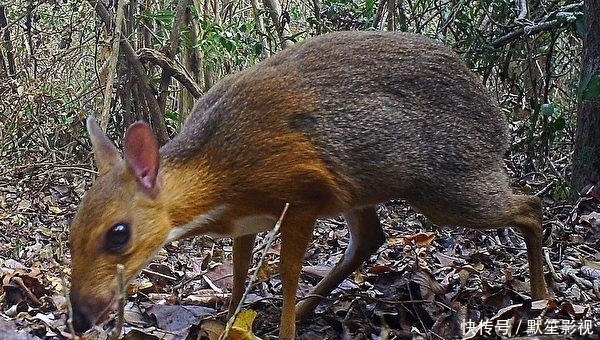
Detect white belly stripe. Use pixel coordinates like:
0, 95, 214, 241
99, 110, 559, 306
166, 204, 229, 242
230, 215, 278, 237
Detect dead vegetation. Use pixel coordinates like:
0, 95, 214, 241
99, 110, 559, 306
1, 115, 600, 339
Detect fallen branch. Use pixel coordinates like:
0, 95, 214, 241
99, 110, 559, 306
138, 48, 202, 99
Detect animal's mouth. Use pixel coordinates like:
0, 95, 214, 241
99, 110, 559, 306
71, 292, 118, 333
85, 295, 118, 329
97, 297, 118, 325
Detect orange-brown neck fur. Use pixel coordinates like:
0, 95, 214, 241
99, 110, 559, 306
156, 69, 356, 240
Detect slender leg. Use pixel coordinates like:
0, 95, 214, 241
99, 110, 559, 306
278, 211, 317, 340
228, 233, 257, 318
296, 206, 385, 320
510, 195, 548, 300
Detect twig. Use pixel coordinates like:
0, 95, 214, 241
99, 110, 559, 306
141, 268, 178, 281
99, 0, 128, 130
62, 277, 78, 339
491, 19, 566, 48
60, 232, 77, 340
137, 48, 202, 99
249, 0, 270, 58
515, 0, 528, 23
534, 179, 555, 197
490, 0, 583, 51
219, 203, 290, 340
109, 264, 126, 340
543, 247, 564, 284
262, 0, 293, 49
157, 0, 190, 112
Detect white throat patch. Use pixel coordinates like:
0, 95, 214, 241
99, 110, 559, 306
230, 214, 278, 237
166, 204, 229, 242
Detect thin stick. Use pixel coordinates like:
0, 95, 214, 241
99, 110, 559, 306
99, 0, 128, 130
62, 277, 77, 339
219, 203, 290, 340
109, 264, 126, 340
141, 268, 178, 281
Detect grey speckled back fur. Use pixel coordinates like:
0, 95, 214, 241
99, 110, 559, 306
165, 31, 511, 224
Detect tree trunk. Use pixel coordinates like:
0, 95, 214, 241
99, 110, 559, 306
572, 0, 600, 198
0, 5, 16, 78
263, 0, 293, 49
88, 0, 170, 145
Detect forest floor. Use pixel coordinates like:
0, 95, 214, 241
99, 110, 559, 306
1, 129, 600, 340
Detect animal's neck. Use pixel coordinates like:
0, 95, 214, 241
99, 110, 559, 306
159, 155, 229, 239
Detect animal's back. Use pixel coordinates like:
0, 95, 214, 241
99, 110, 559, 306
165, 31, 510, 213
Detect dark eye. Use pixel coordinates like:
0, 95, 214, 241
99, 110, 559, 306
105, 223, 131, 253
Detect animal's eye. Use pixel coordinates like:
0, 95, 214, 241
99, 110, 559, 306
105, 223, 131, 253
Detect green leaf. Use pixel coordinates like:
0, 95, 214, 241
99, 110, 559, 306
219, 36, 237, 52
365, 0, 374, 17
252, 42, 263, 56
553, 116, 566, 131
541, 103, 555, 116
148, 10, 175, 25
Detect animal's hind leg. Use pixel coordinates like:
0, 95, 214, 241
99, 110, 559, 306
508, 194, 548, 300
410, 186, 548, 300
296, 206, 386, 320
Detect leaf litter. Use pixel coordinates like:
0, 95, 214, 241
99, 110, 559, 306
1, 142, 600, 339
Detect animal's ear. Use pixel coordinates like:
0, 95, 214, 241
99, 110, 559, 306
123, 121, 160, 195
86, 117, 121, 176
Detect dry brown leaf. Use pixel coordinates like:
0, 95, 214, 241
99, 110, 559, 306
367, 265, 393, 275
302, 265, 334, 279
582, 258, 600, 270
204, 263, 234, 292
580, 212, 600, 227
403, 232, 436, 247
255, 262, 277, 283
387, 236, 404, 245
413, 269, 445, 299
200, 319, 226, 340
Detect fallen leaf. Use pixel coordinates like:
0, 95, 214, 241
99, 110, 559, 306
200, 319, 225, 340
403, 232, 436, 247
228, 310, 261, 340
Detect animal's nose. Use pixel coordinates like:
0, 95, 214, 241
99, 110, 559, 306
71, 306, 93, 333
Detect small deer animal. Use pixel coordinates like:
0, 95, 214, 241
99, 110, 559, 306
69, 31, 548, 339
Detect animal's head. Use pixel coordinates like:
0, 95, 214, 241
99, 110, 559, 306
69, 117, 170, 332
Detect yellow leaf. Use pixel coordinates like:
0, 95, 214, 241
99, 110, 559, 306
233, 310, 257, 330
223, 310, 262, 340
